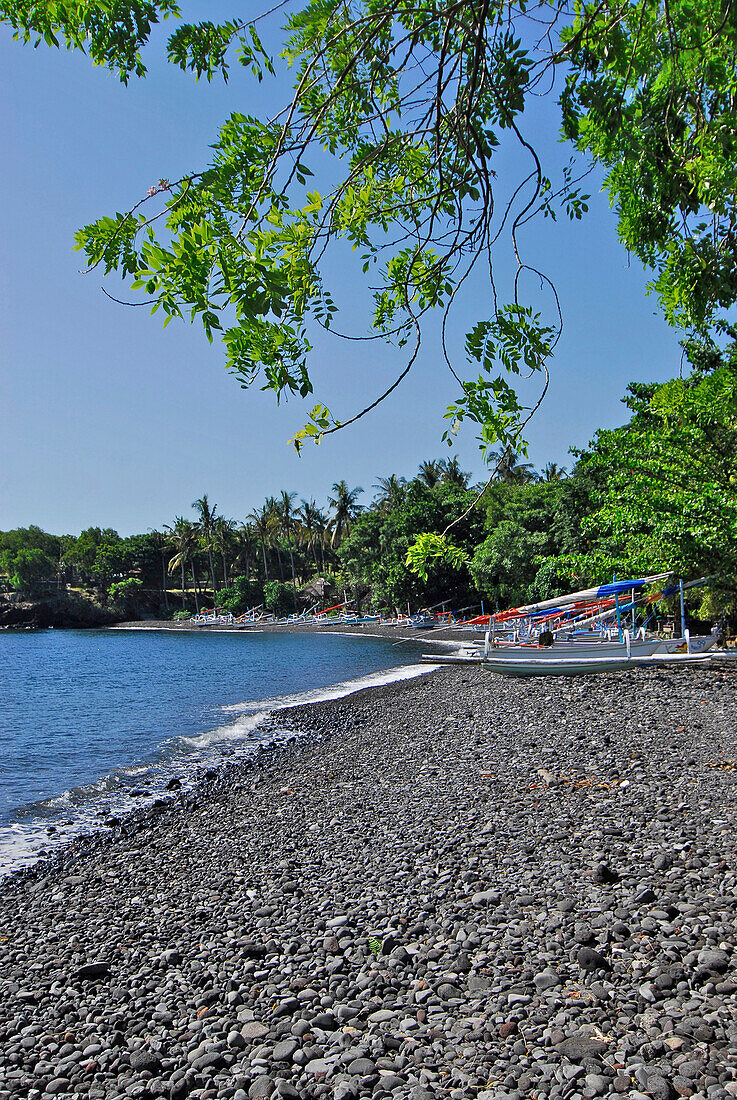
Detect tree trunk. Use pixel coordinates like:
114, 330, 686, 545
261, 541, 269, 581
191, 562, 200, 613
162, 551, 169, 612
181, 562, 186, 610
222, 550, 228, 590
208, 548, 217, 602
288, 544, 298, 610
276, 545, 284, 582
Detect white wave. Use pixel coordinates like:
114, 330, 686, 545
219, 662, 438, 716
1, 659, 440, 877
178, 709, 271, 750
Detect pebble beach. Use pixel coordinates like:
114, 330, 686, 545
1, 664, 736, 1100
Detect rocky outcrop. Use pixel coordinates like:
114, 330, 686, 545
0, 590, 120, 629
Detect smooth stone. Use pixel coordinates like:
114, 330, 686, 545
577, 947, 610, 972
556, 1036, 608, 1062
534, 969, 561, 991
347, 1058, 376, 1075
272, 1040, 298, 1062
242, 1023, 270, 1040
249, 1078, 275, 1098
76, 961, 111, 980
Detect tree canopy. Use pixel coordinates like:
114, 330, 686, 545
4, 0, 737, 459
565, 336, 737, 586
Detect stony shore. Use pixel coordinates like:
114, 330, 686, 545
1, 664, 736, 1100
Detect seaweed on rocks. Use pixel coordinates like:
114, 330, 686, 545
1, 666, 737, 1100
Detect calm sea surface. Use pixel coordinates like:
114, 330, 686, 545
0, 628, 429, 874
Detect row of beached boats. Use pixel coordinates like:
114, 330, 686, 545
188, 602, 444, 629
424, 572, 724, 676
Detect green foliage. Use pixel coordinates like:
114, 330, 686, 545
0, 547, 58, 593
0, 528, 61, 592
0, 0, 179, 81
12, 1, 737, 455
108, 577, 143, 603
219, 575, 263, 615
172, 609, 192, 620
60, 528, 161, 588
264, 579, 295, 616
339, 481, 484, 609
561, 351, 737, 584
0, 525, 61, 560
562, 0, 737, 333
405, 533, 469, 583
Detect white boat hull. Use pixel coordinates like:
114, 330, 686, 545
483, 652, 712, 677
486, 637, 664, 659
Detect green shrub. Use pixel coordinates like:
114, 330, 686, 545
219, 576, 263, 615
264, 580, 296, 616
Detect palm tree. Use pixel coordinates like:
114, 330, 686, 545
264, 496, 286, 580
372, 474, 407, 511
297, 497, 330, 567
416, 460, 443, 488
232, 523, 257, 582
248, 505, 275, 582
212, 515, 237, 588
192, 493, 218, 601
165, 517, 199, 611
488, 450, 536, 484
297, 499, 321, 572
328, 481, 364, 546
439, 456, 471, 488
540, 462, 567, 482
278, 490, 299, 608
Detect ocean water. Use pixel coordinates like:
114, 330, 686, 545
0, 627, 432, 875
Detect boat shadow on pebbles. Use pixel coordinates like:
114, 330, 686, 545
1, 666, 736, 1100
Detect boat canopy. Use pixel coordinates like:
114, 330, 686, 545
493, 572, 673, 621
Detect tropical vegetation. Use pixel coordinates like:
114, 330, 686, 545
2, 345, 736, 626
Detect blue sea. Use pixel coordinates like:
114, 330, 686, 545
0, 627, 432, 875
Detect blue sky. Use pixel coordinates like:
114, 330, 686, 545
1, 7, 684, 536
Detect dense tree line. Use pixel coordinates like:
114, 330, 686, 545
3, 345, 736, 622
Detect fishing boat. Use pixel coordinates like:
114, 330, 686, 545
430, 574, 718, 675
482, 650, 712, 677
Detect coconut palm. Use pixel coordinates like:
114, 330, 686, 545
416, 459, 443, 488
328, 481, 364, 546
192, 493, 219, 600
232, 523, 257, 582
299, 501, 330, 572
488, 450, 536, 484
540, 462, 568, 482
439, 456, 471, 488
297, 499, 323, 572
278, 490, 299, 607
248, 505, 275, 582
372, 474, 407, 511
212, 515, 237, 588
165, 517, 199, 612
264, 496, 286, 581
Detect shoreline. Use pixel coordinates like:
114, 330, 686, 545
112, 619, 480, 646
0, 648, 442, 880
1, 665, 736, 1100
